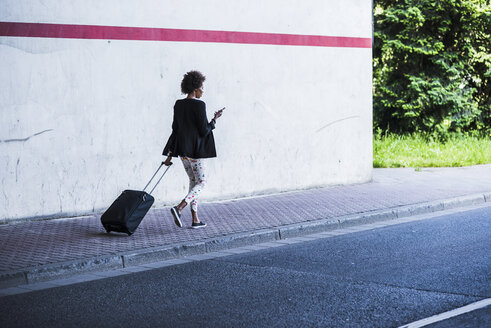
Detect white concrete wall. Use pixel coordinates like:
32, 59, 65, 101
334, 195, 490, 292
0, 0, 372, 221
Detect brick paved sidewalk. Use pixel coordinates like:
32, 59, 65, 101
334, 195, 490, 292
1, 165, 490, 288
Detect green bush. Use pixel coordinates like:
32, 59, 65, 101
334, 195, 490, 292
373, 0, 491, 138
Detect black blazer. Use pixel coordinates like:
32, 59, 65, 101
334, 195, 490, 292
163, 98, 217, 159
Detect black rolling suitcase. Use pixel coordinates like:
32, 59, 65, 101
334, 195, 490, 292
101, 162, 171, 235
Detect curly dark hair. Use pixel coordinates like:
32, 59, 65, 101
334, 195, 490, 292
181, 70, 206, 94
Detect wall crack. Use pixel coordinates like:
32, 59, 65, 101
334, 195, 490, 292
316, 116, 360, 133
1, 129, 54, 143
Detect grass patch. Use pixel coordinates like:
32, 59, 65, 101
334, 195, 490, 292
373, 133, 491, 168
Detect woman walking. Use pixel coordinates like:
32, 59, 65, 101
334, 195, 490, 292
163, 71, 224, 228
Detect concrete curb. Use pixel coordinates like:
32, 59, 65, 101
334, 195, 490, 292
1, 192, 489, 288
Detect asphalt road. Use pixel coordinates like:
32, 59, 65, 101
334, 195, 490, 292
1, 205, 490, 328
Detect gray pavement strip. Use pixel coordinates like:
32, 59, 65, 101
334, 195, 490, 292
0, 254, 123, 289
47, 274, 105, 287
16, 281, 60, 291
0, 287, 32, 297
0, 192, 490, 291
0, 271, 27, 289
204, 229, 280, 252
121, 241, 206, 267
25, 255, 123, 284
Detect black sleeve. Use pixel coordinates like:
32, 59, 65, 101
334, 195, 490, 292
196, 101, 215, 137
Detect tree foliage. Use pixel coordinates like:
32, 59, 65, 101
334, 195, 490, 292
373, 0, 491, 137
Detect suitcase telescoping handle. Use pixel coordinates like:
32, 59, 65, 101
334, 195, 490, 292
143, 162, 172, 195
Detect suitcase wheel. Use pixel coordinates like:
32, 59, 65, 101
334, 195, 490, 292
104, 227, 111, 234
127, 231, 133, 236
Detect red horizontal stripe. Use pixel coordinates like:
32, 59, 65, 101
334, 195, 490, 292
0, 22, 371, 48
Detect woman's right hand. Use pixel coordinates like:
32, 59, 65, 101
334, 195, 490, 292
164, 156, 173, 166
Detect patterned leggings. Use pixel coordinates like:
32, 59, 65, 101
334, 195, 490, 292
181, 157, 206, 212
